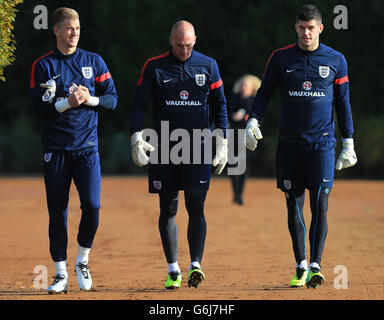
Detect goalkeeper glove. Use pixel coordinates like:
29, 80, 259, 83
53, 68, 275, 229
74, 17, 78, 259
245, 118, 263, 151
212, 135, 228, 175
335, 138, 357, 170
40, 79, 56, 103
131, 131, 155, 167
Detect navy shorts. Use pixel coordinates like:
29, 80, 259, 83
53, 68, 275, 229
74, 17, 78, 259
276, 141, 336, 192
148, 138, 212, 193
149, 163, 211, 193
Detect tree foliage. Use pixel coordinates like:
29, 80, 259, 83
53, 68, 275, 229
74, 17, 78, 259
0, 0, 23, 81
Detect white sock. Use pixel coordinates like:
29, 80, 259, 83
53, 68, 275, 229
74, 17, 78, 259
296, 260, 308, 270
168, 262, 180, 274
76, 245, 91, 264
189, 261, 201, 270
55, 261, 68, 278
309, 262, 321, 270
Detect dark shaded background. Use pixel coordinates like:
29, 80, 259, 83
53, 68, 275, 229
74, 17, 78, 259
1, 0, 383, 178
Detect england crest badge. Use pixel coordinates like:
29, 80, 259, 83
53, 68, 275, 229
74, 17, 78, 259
153, 181, 162, 190
283, 180, 292, 190
82, 67, 93, 79
195, 74, 206, 87
319, 66, 330, 78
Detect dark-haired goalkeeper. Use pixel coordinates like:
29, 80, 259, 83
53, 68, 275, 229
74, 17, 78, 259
245, 4, 357, 288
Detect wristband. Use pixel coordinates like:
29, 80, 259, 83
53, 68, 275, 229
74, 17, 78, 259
55, 98, 71, 113
84, 96, 100, 107
342, 138, 354, 149
131, 131, 143, 146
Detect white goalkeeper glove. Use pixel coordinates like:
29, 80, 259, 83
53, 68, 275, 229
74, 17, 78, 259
131, 131, 155, 167
245, 118, 263, 151
40, 79, 56, 103
212, 135, 228, 175
335, 138, 357, 170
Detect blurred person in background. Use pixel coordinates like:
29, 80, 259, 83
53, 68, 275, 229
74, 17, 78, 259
228, 74, 261, 205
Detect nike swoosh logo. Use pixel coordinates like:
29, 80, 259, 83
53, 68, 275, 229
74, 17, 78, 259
163, 79, 172, 83
200, 180, 208, 184
286, 69, 295, 73
323, 179, 331, 182
52, 74, 61, 79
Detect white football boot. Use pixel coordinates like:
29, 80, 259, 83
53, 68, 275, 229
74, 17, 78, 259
75, 262, 92, 290
47, 275, 68, 294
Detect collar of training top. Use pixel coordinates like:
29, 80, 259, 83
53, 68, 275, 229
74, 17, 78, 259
169, 47, 195, 64
54, 47, 80, 59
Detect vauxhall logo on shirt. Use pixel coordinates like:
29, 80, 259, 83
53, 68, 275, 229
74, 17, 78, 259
180, 90, 189, 100
165, 90, 203, 106
286, 64, 329, 98
288, 80, 326, 97
303, 81, 312, 91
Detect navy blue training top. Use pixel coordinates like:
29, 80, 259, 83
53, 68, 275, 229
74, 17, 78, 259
29, 48, 118, 152
250, 43, 353, 144
130, 50, 228, 137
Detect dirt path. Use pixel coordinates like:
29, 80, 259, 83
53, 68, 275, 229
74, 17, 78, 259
0, 177, 383, 301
